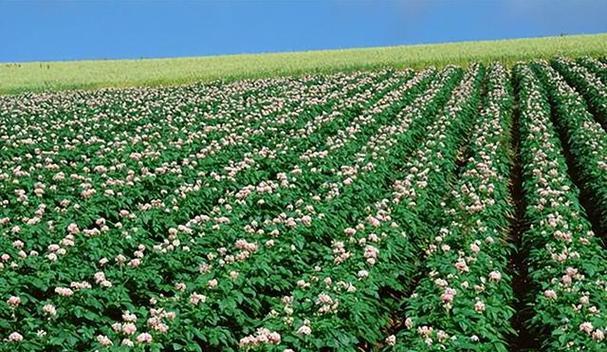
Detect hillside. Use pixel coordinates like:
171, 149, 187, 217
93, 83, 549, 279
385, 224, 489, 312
1, 33, 606, 94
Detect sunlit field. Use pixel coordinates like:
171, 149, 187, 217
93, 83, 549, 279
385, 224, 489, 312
2, 55, 607, 350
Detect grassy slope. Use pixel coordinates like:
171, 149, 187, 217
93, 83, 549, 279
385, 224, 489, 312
2, 33, 607, 94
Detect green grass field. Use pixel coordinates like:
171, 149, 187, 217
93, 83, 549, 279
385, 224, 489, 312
2, 33, 606, 94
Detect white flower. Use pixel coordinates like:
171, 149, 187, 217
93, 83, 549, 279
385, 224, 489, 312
96, 335, 113, 346
296, 325, 312, 336
43, 304, 56, 316
8, 332, 23, 342
474, 300, 486, 313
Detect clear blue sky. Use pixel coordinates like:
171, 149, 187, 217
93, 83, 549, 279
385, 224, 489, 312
1, 0, 606, 63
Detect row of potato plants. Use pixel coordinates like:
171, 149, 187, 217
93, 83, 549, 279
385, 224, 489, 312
244, 65, 483, 351
393, 64, 515, 351
552, 57, 607, 129
534, 61, 607, 235
578, 56, 607, 86
516, 64, 607, 350
0, 71, 405, 350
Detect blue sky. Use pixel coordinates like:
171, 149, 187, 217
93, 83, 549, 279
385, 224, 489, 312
1, 0, 606, 63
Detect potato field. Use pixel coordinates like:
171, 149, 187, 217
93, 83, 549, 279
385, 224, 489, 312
1, 57, 607, 351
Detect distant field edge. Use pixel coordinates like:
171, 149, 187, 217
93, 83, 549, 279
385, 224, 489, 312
2, 33, 607, 95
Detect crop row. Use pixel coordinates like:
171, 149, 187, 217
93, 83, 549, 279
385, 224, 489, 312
393, 64, 514, 351
516, 64, 607, 350
536, 61, 607, 235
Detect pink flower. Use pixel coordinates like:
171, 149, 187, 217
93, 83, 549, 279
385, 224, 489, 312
136, 332, 152, 344
94, 272, 106, 283
441, 288, 456, 303
301, 215, 312, 226
565, 267, 578, 276
122, 311, 137, 322
96, 335, 112, 346
189, 293, 207, 305
7, 296, 21, 307
593, 329, 605, 341
317, 293, 333, 304
267, 332, 281, 344
208, 279, 218, 288
43, 304, 56, 316
369, 217, 381, 227
474, 301, 486, 313
344, 228, 357, 236
488, 271, 502, 282
55, 287, 74, 297
8, 332, 23, 342
122, 323, 137, 335
454, 260, 469, 272
48, 244, 61, 252
67, 223, 80, 234
417, 326, 433, 337
580, 322, 594, 335
469, 243, 480, 254
441, 292, 454, 303
153, 323, 168, 333
364, 245, 379, 259
544, 289, 557, 300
